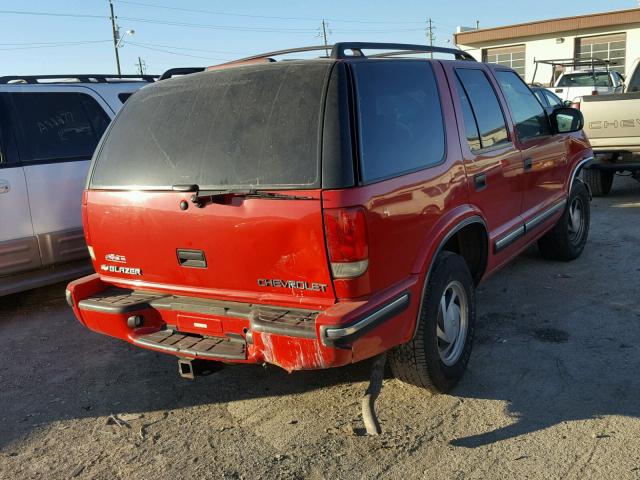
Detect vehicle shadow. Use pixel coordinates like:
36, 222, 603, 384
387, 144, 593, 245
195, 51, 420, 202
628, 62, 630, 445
449, 177, 640, 447
0, 283, 374, 450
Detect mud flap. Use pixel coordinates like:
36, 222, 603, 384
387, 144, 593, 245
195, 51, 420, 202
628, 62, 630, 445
361, 353, 387, 435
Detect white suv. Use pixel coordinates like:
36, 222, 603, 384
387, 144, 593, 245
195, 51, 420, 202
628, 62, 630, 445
0, 74, 155, 296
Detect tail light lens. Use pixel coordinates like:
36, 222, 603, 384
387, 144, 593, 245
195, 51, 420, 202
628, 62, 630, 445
81, 190, 91, 245
591, 90, 598, 96
323, 207, 369, 279
571, 99, 581, 110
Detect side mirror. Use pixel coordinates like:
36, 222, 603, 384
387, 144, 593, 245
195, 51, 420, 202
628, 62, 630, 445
551, 107, 584, 134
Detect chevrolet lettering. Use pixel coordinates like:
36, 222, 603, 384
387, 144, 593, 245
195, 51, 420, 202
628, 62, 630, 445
257, 279, 328, 292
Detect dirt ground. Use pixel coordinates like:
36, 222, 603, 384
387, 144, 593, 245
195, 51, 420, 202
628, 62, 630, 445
1, 176, 639, 480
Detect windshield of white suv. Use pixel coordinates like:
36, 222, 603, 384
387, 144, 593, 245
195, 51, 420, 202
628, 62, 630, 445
556, 72, 612, 87
90, 62, 331, 190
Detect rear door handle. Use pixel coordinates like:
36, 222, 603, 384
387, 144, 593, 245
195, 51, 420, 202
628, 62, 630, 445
474, 173, 487, 191
524, 158, 533, 171
0, 180, 9, 194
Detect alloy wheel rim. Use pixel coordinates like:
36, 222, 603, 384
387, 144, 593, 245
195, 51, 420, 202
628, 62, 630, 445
567, 197, 585, 244
436, 280, 468, 366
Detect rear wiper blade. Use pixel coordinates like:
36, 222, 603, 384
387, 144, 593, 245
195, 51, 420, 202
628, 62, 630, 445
176, 185, 314, 208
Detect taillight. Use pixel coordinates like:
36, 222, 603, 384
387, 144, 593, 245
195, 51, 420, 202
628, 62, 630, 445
591, 90, 598, 96
81, 190, 91, 245
571, 98, 581, 110
323, 207, 369, 279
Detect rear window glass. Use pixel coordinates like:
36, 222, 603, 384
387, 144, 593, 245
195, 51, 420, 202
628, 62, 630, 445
91, 63, 331, 189
557, 72, 612, 87
353, 61, 445, 183
10, 92, 109, 163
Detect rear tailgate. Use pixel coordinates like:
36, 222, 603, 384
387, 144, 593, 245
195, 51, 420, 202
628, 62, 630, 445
581, 92, 640, 146
86, 189, 335, 306
84, 61, 339, 307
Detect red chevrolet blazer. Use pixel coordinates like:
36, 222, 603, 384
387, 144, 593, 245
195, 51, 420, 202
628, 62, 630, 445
66, 43, 593, 393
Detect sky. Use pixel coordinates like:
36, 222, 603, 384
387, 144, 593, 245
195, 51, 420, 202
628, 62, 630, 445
0, 0, 636, 76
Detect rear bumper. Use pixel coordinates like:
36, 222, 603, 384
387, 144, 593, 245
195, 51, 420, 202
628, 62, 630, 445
66, 274, 419, 371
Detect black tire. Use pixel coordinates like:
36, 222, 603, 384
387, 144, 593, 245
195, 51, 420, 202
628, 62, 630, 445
583, 168, 613, 196
538, 181, 590, 261
389, 251, 475, 393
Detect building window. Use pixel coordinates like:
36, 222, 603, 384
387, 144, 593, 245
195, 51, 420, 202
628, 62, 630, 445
576, 33, 626, 75
483, 45, 526, 78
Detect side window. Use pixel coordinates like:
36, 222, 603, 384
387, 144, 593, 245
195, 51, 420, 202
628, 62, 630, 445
494, 71, 552, 141
353, 61, 445, 183
454, 77, 481, 151
118, 92, 133, 104
455, 68, 509, 151
0, 97, 18, 165
628, 65, 640, 92
10, 92, 110, 163
543, 90, 562, 109
532, 89, 548, 107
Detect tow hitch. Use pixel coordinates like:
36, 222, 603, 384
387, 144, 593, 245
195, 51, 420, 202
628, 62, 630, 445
177, 358, 222, 379
361, 353, 387, 435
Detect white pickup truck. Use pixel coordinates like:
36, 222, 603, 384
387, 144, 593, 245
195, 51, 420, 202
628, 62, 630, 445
549, 69, 625, 103
576, 90, 640, 195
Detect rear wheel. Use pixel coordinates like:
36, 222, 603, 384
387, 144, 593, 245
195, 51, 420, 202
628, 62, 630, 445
538, 181, 590, 261
389, 251, 475, 393
583, 168, 613, 196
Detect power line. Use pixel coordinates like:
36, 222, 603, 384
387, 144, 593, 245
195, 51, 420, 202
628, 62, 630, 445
0, 40, 111, 51
0, 9, 426, 34
119, 16, 317, 33
127, 41, 231, 61
131, 41, 248, 55
0, 9, 106, 19
115, 0, 426, 24
118, 16, 423, 34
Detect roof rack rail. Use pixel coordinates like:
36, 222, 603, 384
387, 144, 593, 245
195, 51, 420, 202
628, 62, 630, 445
532, 57, 613, 85
218, 42, 475, 66
0, 74, 158, 84
159, 67, 206, 81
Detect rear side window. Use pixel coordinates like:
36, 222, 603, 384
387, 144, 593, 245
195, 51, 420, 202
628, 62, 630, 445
628, 66, 640, 92
353, 61, 445, 183
455, 69, 509, 151
10, 92, 109, 163
495, 71, 552, 141
454, 77, 481, 151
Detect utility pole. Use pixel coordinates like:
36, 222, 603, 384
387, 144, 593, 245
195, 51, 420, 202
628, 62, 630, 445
426, 18, 436, 59
109, 0, 121, 75
321, 19, 329, 57
136, 57, 146, 75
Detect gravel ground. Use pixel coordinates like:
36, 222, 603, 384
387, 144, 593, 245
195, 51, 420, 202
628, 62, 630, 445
1, 176, 639, 480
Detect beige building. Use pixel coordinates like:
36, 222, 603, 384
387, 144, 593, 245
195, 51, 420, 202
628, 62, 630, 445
455, 8, 640, 85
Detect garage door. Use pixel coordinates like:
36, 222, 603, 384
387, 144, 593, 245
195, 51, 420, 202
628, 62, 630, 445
483, 45, 526, 78
576, 33, 626, 74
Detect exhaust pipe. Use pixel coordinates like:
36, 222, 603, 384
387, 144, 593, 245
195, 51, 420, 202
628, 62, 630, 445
177, 357, 223, 379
